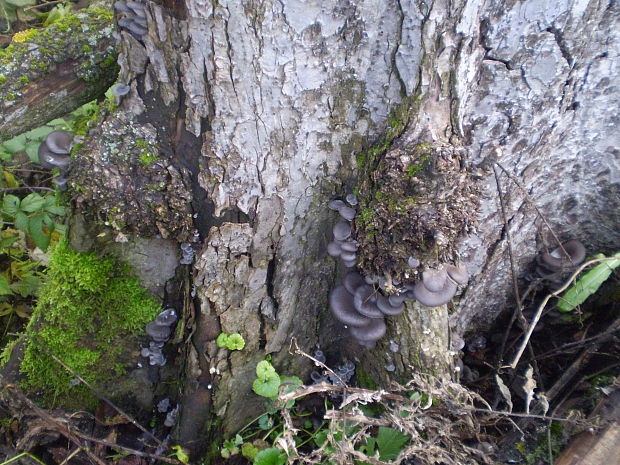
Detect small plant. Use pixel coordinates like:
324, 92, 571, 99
557, 252, 620, 312
168, 445, 189, 464
216, 332, 246, 351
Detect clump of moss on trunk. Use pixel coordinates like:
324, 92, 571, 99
19, 240, 160, 409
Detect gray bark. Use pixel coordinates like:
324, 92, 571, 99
45, 0, 620, 457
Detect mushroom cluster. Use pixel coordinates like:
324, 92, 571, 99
141, 308, 178, 366
179, 242, 195, 265
114, 1, 148, 38
38, 130, 74, 190
535, 239, 586, 288
326, 196, 469, 348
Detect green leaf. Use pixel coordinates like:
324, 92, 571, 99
3, 170, 19, 188
10, 275, 41, 298
0, 275, 13, 295
45, 204, 65, 216
252, 373, 281, 398
0, 134, 26, 154
216, 332, 229, 348
226, 332, 245, 350
242, 442, 260, 461
28, 214, 51, 251
0, 236, 19, 249
258, 414, 273, 430
14, 211, 28, 233
3, 194, 20, 214
169, 445, 189, 464
557, 253, 620, 312
256, 360, 277, 380
20, 193, 46, 212
253, 448, 287, 465
5, 0, 37, 8
373, 427, 410, 461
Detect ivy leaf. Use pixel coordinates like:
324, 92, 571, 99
557, 253, 620, 312
20, 193, 46, 212
226, 333, 245, 350
253, 448, 287, 465
3, 194, 20, 214
242, 442, 260, 461
256, 360, 277, 380
0, 275, 13, 295
373, 426, 410, 461
252, 373, 281, 398
28, 214, 51, 251
216, 332, 229, 348
258, 414, 273, 430
0, 235, 19, 249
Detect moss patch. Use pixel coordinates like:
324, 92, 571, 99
19, 240, 160, 409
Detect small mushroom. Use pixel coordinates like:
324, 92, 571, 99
345, 194, 358, 206
329, 285, 371, 327
340, 240, 358, 252
338, 206, 356, 221
146, 321, 172, 342
327, 241, 342, 257
328, 199, 346, 211
349, 317, 387, 342
412, 278, 457, 307
422, 268, 448, 293
540, 239, 586, 271
353, 285, 383, 318
155, 308, 177, 326
376, 294, 404, 315
333, 221, 351, 241
407, 256, 420, 268
343, 271, 365, 294
446, 264, 468, 285
45, 131, 73, 155
38, 142, 71, 170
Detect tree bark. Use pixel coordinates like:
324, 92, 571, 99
7, 0, 618, 460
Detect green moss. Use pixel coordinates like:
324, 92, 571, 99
19, 240, 160, 408
139, 150, 158, 167
18, 76, 29, 85
4, 92, 16, 101
355, 366, 377, 390
0, 75, 6, 85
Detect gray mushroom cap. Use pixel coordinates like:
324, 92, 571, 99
349, 317, 387, 342
376, 294, 404, 315
333, 221, 351, 241
340, 251, 356, 262
329, 285, 371, 327
146, 321, 172, 342
343, 271, 366, 294
328, 200, 346, 211
422, 268, 448, 293
540, 239, 586, 270
342, 259, 357, 268
408, 256, 420, 268
156, 308, 178, 326
327, 241, 341, 257
353, 285, 383, 318
338, 206, 356, 221
340, 240, 358, 252
38, 143, 70, 169
346, 194, 358, 206
388, 293, 407, 306
114, 1, 131, 12
112, 83, 131, 97
412, 279, 457, 307
446, 264, 468, 285
45, 131, 73, 155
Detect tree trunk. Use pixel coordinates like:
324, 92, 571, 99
8, 0, 618, 460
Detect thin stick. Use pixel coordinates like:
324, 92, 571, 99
59, 448, 80, 465
8, 386, 107, 465
507, 256, 618, 369
68, 429, 183, 465
0, 187, 55, 192
36, 340, 163, 447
